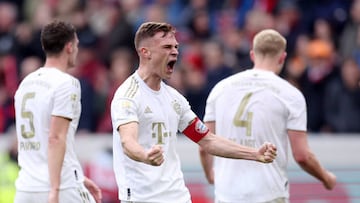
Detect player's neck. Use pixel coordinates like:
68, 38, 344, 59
44, 57, 68, 72
253, 60, 278, 73
137, 67, 161, 91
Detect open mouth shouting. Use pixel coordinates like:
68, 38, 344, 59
167, 60, 176, 73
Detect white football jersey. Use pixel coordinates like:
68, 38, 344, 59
204, 69, 306, 202
111, 71, 196, 202
14, 67, 84, 191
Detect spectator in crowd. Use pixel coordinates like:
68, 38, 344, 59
0, 0, 357, 134
18, 56, 42, 80
0, 2, 19, 57
299, 39, 339, 132
339, 0, 360, 59
0, 54, 18, 132
97, 48, 135, 133
176, 0, 216, 38
202, 40, 234, 93
324, 57, 360, 132
273, 0, 302, 55
282, 34, 310, 89
70, 27, 108, 133
181, 41, 208, 118
313, 18, 335, 45
98, 1, 135, 64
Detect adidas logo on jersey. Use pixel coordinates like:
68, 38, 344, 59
144, 106, 152, 113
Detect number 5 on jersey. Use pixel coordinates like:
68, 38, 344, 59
21, 92, 36, 139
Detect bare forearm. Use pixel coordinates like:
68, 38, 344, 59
199, 147, 214, 184
122, 141, 164, 166
289, 131, 335, 190
296, 151, 328, 183
118, 122, 164, 166
199, 147, 213, 171
48, 136, 66, 190
119, 122, 147, 163
199, 133, 257, 161
122, 141, 147, 162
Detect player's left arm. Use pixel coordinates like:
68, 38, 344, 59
48, 116, 70, 203
288, 130, 336, 190
199, 121, 215, 184
183, 118, 276, 163
84, 176, 102, 203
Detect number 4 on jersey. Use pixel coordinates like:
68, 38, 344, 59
233, 92, 253, 136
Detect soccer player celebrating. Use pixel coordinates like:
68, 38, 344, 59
110, 22, 277, 203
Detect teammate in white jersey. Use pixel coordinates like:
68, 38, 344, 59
14, 20, 102, 203
200, 29, 337, 203
110, 22, 277, 203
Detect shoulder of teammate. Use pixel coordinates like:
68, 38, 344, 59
278, 76, 306, 104
207, 73, 236, 102
16, 68, 40, 91
56, 73, 81, 93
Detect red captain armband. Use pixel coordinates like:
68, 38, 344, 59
182, 117, 209, 143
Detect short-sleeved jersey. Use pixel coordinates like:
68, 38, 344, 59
14, 67, 84, 191
204, 69, 307, 202
111, 71, 196, 202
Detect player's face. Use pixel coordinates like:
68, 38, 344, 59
149, 31, 179, 80
68, 34, 79, 68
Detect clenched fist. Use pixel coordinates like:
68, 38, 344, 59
145, 145, 164, 166
257, 142, 277, 163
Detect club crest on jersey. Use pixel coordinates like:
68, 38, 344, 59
70, 94, 77, 101
172, 100, 181, 115
121, 100, 131, 108
195, 119, 208, 133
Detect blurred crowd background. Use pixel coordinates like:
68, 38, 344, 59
1, 0, 360, 134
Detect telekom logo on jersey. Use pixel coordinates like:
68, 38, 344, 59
151, 122, 173, 144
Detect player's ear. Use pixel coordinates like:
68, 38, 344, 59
65, 42, 74, 54
278, 52, 287, 65
249, 50, 255, 62
141, 47, 151, 59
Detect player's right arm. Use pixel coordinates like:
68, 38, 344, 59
48, 116, 70, 203
288, 130, 336, 190
118, 122, 164, 166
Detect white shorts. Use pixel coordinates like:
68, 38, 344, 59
215, 197, 289, 203
121, 200, 191, 203
14, 182, 96, 203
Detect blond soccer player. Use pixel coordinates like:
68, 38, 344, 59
200, 29, 336, 203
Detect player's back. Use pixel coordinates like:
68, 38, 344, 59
14, 67, 83, 191
205, 68, 307, 202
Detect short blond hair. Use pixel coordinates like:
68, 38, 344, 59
134, 22, 175, 50
252, 29, 286, 57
